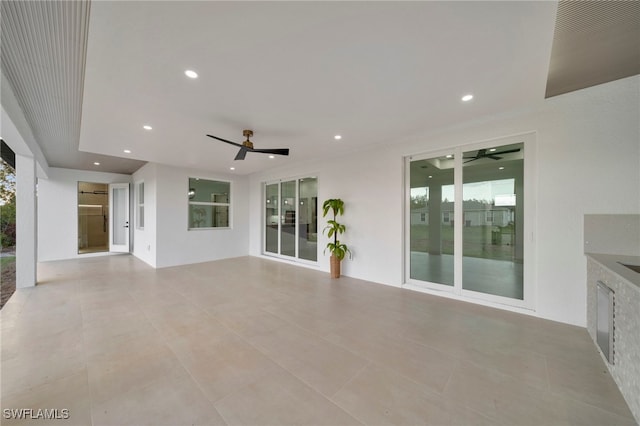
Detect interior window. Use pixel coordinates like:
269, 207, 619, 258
188, 178, 230, 229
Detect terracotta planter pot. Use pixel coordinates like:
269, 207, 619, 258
330, 254, 341, 279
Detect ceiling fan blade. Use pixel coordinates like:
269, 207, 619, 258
464, 158, 478, 163
234, 148, 248, 160
206, 134, 244, 148
491, 148, 521, 156
252, 148, 289, 156
487, 155, 503, 160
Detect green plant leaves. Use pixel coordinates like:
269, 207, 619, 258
322, 198, 351, 261
322, 199, 344, 218
324, 241, 352, 261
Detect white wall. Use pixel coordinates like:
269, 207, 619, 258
132, 163, 157, 267
38, 162, 251, 268
152, 163, 250, 268
38, 167, 131, 261
249, 76, 640, 327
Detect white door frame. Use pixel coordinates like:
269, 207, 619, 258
109, 183, 130, 253
404, 132, 535, 311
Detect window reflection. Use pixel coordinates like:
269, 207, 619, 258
462, 143, 523, 299
409, 154, 455, 286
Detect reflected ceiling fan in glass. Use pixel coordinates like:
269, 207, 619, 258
463, 148, 521, 163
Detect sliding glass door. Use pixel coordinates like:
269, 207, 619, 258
409, 153, 455, 287
264, 177, 318, 262
406, 136, 530, 307
462, 143, 524, 299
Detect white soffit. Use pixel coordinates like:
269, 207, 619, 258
0, 0, 146, 174
546, 0, 640, 98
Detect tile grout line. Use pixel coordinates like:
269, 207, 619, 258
327, 360, 373, 401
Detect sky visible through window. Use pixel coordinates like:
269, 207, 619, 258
411, 178, 515, 203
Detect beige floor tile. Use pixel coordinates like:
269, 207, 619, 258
443, 359, 636, 425
324, 324, 457, 395
0, 255, 634, 426
12, 304, 83, 339
86, 336, 180, 406
210, 305, 290, 339
2, 325, 84, 363
82, 312, 160, 359
261, 302, 354, 336
405, 325, 551, 390
245, 323, 369, 397
0, 371, 92, 426
167, 329, 280, 402
546, 354, 635, 417
91, 367, 225, 426
214, 369, 361, 426
331, 363, 492, 425
1, 333, 86, 396
143, 301, 218, 339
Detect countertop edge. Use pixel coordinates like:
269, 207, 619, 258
586, 253, 640, 290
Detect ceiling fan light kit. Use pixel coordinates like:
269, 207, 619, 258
206, 130, 290, 160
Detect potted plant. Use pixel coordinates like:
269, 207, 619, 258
322, 198, 352, 278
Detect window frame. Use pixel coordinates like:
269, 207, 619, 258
187, 177, 232, 230
404, 132, 535, 311
136, 181, 145, 230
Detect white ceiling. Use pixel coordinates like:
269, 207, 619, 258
77, 1, 558, 175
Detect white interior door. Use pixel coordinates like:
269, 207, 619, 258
109, 183, 130, 253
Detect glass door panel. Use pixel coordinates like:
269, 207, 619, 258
280, 180, 297, 257
78, 182, 109, 254
409, 154, 455, 286
462, 142, 524, 299
109, 183, 130, 253
264, 177, 318, 262
265, 183, 279, 254
298, 177, 317, 261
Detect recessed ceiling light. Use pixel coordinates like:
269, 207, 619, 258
93, 162, 100, 166
143, 125, 152, 130
124, 149, 131, 154
499, 166, 505, 170
268, 155, 275, 159
462, 94, 474, 102
489, 148, 496, 152
428, 175, 433, 179
445, 154, 453, 159
185, 70, 198, 79
229, 167, 235, 171
334, 135, 342, 140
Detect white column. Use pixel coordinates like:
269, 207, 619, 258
15, 154, 37, 288
427, 183, 442, 255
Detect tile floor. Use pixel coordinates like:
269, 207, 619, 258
1, 255, 636, 426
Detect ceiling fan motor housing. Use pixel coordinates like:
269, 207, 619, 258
242, 129, 254, 149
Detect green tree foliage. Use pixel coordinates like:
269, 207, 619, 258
0, 159, 16, 248
0, 159, 16, 204
0, 201, 16, 247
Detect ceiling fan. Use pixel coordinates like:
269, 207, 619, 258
206, 130, 289, 161
463, 148, 521, 163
